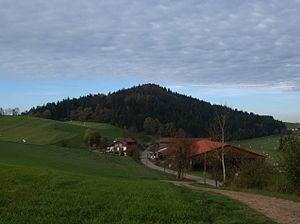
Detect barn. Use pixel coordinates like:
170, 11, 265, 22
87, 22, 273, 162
189, 139, 265, 169
155, 137, 265, 167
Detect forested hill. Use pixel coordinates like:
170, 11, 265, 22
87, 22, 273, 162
26, 84, 285, 140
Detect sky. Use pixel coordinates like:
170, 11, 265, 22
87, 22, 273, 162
0, 0, 299, 122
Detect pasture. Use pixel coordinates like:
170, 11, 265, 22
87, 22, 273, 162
0, 116, 152, 148
0, 141, 273, 223
232, 132, 300, 164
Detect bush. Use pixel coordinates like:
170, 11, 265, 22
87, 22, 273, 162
281, 136, 300, 193
127, 145, 141, 162
233, 160, 272, 189
84, 128, 109, 150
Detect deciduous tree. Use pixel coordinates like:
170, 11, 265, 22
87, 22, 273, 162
167, 138, 193, 179
281, 136, 300, 191
210, 105, 231, 184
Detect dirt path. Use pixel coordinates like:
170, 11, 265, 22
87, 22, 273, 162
168, 181, 300, 224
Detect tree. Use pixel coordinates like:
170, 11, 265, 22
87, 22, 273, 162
281, 136, 300, 191
84, 128, 94, 148
25, 84, 284, 139
210, 105, 231, 184
166, 138, 193, 179
176, 128, 186, 138
84, 128, 108, 150
41, 109, 52, 119
161, 122, 176, 137
143, 117, 161, 136
12, 108, 20, 116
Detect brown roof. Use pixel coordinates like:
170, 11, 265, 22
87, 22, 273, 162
112, 136, 136, 145
190, 139, 224, 156
189, 139, 265, 158
122, 136, 136, 143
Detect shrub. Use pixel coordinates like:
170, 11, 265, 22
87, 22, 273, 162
127, 145, 141, 162
233, 160, 272, 189
281, 136, 300, 193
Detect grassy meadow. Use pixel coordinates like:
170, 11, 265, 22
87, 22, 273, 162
0, 141, 274, 224
232, 131, 300, 164
0, 116, 275, 223
0, 116, 153, 148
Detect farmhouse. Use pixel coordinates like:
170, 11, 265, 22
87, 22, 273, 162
107, 136, 136, 156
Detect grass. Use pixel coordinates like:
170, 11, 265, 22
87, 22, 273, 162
284, 122, 299, 129
223, 186, 300, 202
188, 170, 213, 179
0, 116, 153, 148
0, 140, 274, 223
232, 132, 300, 164
232, 135, 281, 164
67, 120, 155, 145
192, 183, 300, 203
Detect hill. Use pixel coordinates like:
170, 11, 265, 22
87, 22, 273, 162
26, 83, 284, 140
0, 116, 151, 148
0, 140, 273, 223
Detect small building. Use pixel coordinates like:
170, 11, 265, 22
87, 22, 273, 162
107, 136, 136, 156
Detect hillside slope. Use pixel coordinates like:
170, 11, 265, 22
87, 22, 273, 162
0, 140, 273, 224
27, 84, 284, 140
0, 116, 136, 148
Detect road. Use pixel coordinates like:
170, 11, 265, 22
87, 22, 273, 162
140, 149, 300, 224
140, 148, 221, 187
170, 181, 300, 224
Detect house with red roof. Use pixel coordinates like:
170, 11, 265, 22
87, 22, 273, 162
107, 136, 136, 156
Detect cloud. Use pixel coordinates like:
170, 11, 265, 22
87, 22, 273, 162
0, 0, 299, 91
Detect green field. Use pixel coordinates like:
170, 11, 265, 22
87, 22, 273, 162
0, 116, 153, 148
232, 132, 300, 164
0, 116, 274, 223
232, 135, 281, 164
0, 141, 274, 224
284, 122, 299, 129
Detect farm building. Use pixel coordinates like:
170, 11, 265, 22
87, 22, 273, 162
189, 139, 265, 169
107, 136, 136, 156
153, 138, 265, 168
154, 137, 204, 159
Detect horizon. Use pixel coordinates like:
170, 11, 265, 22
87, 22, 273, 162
1, 1, 299, 122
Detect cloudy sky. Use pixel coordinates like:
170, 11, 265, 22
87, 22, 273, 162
0, 0, 299, 121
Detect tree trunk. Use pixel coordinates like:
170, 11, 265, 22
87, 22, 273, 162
221, 132, 226, 184
177, 168, 181, 179
203, 153, 207, 184
221, 147, 226, 184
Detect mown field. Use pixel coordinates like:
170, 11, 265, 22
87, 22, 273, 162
0, 116, 274, 223
0, 141, 274, 224
232, 131, 300, 164
0, 116, 153, 148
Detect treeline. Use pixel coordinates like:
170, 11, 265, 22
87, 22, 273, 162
0, 107, 20, 116
26, 84, 285, 140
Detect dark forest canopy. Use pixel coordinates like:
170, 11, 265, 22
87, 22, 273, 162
26, 84, 285, 140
